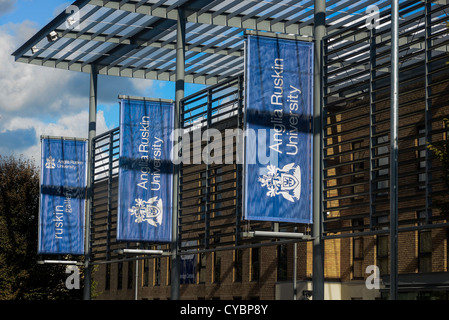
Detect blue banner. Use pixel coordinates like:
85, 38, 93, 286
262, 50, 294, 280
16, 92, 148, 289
118, 98, 174, 242
244, 35, 314, 224
38, 138, 87, 255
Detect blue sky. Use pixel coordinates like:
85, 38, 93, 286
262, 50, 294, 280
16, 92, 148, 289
0, 0, 206, 162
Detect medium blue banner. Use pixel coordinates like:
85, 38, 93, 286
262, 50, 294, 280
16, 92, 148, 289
244, 35, 314, 224
118, 98, 174, 242
38, 138, 87, 255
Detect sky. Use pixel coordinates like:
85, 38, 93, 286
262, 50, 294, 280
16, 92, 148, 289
0, 0, 206, 164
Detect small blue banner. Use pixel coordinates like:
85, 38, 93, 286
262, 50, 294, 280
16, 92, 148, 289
118, 98, 174, 242
180, 241, 196, 284
38, 138, 87, 255
244, 35, 314, 224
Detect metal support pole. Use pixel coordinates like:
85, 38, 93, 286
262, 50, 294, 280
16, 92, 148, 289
171, 7, 185, 301
390, 0, 399, 301
293, 242, 298, 300
424, 0, 432, 225
312, 0, 325, 301
83, 65, 98, 301
135, 259, 139, 300
369, 26, 378, 231
293, 228, 298, 300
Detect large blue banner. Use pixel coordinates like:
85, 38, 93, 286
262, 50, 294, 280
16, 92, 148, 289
244, 35, 314, 224
38, 137, 87, 255
118, 98, 174, 242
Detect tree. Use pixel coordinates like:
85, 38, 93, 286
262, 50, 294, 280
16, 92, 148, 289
427, 118, 449, 217
0, 155, 83, 300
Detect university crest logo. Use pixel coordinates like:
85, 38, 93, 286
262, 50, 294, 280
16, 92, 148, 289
129, 197, 163, 227
258, 163, 301, 202
45, 156, 56, 169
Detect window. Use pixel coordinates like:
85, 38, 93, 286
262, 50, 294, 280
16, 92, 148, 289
352, 219, 364, 279
197, 234, 207, 284
277, 244, 288, 281
417, 210, 432, 273
154, 256, 161, 286
198, 172, 207, 220
417, 210, 427, 225
417, 126, 427, 190
143, 259, 149, 287
127, 261, 133, 290
198, 252, 206, 284
377, 235, 389, 275
167, 257, 171, 285
352, 218, 364, 232
419, 230, 432, 273
352, 140, 365, 199
105, 263, 111, 290
234, 249, 243, 282
250, 247, 260, 282
214, 193, 223, 212
117, 262, 123, 290
212, 167, 223, 214
377, 215, 389, 230
377, 135, 389, 196
213, 234, 221, 283
353, 238, 364, 279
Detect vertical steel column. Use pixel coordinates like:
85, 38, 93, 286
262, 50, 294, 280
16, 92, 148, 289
107, 133, 114, 260
293, 228, 298, 300
171, 7, 185, 301
235, 76, 244, 247
424, 0, 432, 224
83, 65, 98, 301
390, 0, 399, 301
135, 259, 139, 300
313, 0, 325, 301
205, 89, 212, 249
369, 28, 377, 230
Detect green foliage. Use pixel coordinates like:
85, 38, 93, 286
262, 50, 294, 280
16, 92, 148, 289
427, 118, 449, 216
0, 155, 84, 300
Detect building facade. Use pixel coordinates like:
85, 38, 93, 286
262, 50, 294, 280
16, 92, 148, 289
89, 1, 449, 301
92, 63, 449, 300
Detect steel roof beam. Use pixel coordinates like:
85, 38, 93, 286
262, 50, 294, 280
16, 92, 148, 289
68, 41, 104, 67
54, 24, 243, 66
88, 0, 309, 35
60, 5, 105, 38
16, 55, 220, 84
266, 0, 309, 25
57, 31, 243, 56
119, 46, 159, 70
131, 48, 171, 71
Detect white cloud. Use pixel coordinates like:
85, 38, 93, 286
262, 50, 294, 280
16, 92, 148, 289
0, 21, 94, 162
0, 0, 16, 17
0, 20, 158, 161
1, 110, 110, 163
0, 21, 90, 118
0, 21, 154, 120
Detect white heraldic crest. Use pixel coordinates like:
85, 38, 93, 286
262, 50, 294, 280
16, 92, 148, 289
45, 156, 56, 169
129, 197, 163, 227
258, 163, 301, 202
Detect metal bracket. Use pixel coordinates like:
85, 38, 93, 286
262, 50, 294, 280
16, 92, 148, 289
241, 231, 310, 240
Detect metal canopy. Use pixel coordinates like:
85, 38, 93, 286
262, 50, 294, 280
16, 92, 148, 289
14, 0, 447, 85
